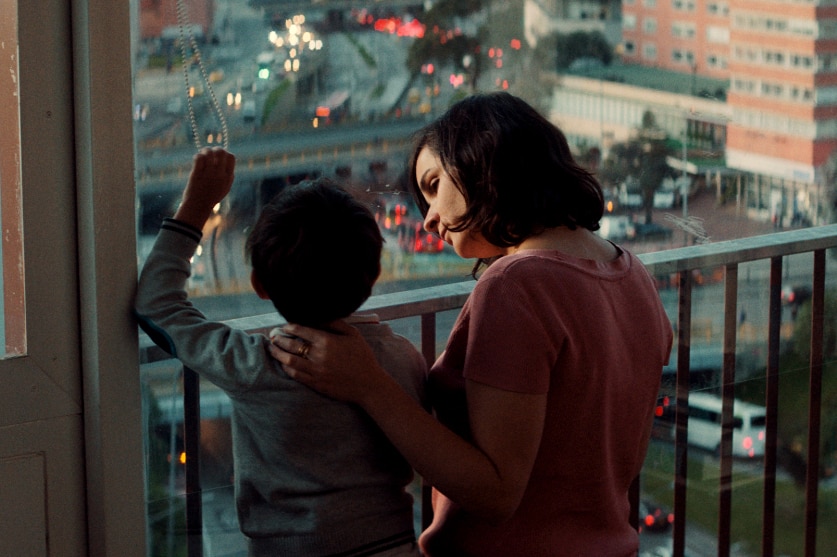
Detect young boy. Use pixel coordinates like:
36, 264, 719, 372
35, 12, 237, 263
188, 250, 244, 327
135, 147, 427, 556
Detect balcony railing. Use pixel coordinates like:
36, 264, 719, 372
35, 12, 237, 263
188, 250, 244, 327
139, 224, 837, 557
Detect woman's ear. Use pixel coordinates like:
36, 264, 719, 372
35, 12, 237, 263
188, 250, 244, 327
250, 270, 270, 300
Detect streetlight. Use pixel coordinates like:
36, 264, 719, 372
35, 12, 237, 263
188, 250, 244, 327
690, 62, 697, 96
681, 129, 690, 245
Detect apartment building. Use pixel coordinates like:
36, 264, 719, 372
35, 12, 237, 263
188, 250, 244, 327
620, 0, 730, 79
618, 0, 837, 225
139, 0, 215, 42
524, 0, 624, 46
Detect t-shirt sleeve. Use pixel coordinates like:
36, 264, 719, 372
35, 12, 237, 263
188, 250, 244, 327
461, 272, 562, 394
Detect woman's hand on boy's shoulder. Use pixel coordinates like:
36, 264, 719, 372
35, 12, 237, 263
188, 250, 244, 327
268, 320, 388, 406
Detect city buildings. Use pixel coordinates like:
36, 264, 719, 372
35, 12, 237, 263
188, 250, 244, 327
139, 0, 215, 42
532, 0, 837, 227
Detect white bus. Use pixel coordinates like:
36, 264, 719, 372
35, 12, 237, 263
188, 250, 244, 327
684, 392, 766, 458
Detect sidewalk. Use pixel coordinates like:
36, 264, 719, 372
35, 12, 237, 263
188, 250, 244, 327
627, 186, 779, 255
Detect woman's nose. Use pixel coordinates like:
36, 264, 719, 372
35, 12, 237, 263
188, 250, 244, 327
423, 208, 438, 233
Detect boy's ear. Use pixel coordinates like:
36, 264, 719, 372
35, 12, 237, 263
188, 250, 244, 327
250, 270, 270, 300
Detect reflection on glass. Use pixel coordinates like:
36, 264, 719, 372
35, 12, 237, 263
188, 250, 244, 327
133, 4, 527, 553
134, 0, 517, 319
0, 0, 25, 359
134, 1, 837, 555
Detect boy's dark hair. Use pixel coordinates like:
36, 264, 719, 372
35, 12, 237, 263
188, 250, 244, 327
407, 92, 604, 250
245, 178, 382, 327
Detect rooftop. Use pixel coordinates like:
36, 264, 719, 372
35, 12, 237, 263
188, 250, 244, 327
565, 60, 729, 101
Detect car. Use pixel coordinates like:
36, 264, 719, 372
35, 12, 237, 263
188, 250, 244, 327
634, 222, 673, 241
598, 215, 636, 241
638, 500, 674, 532
653, 190, 676, 209
411, 232, 446, 254
781, 285, 812, 307
242, 100, 257, 122
568, 56, 604, 71
781, 285, 812, 319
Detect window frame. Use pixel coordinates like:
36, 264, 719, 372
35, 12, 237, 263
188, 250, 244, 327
7, 0, 145, 555
70, 1, 146, 554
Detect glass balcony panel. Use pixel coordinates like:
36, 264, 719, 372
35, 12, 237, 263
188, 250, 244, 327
133, 2, 837, 556
139, 226, 837, 556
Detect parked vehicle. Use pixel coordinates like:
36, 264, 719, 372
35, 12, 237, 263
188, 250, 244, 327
781, 284, 812, 319
242, 100, 257, 123
598, 215, 636, 241
781, 285, 812, 307
634, 222, 673, 241
664, 392, 766, 458
638, 500, 674, 532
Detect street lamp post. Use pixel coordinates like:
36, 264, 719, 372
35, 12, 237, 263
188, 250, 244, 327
691, 62, 697, 96
681, 130, 689, 245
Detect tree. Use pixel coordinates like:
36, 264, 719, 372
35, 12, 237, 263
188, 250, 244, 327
792, 290, 837, 360
406, 31, 483, 77
599, 110, 671, 223
783, 292, 837, 480
636, 132, 671, 225
405, 0, 484, 78
554, 30, 613, 70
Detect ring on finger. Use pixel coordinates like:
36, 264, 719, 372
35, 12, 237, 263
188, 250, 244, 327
297, 341, 311, 359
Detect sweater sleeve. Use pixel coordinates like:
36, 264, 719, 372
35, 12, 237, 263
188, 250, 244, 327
134, 219, 278, 395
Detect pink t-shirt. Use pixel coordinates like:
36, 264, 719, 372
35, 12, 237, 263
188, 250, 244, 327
420, 247, 673, 557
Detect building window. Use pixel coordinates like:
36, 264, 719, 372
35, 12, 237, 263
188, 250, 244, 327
672, 22, 697, 38
763, 49, 786, 67
672, 0, 696, 11
707, 2, 729, 16
792, 54, 814, 69
707, 53, 728, 69
706, 25, 730, 44
672, 49, 695, 65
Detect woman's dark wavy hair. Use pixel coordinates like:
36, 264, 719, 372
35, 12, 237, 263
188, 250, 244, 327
407, 92, 604, 273
245, 178, 382, 328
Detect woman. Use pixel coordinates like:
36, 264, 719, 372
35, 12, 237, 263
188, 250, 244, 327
270, 92, 673, 556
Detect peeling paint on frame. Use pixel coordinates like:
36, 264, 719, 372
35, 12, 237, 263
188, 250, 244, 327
0, 0, 25, 357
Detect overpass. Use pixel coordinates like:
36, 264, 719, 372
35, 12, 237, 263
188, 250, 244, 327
135, 118, 424, 196
248, 0, 424, 14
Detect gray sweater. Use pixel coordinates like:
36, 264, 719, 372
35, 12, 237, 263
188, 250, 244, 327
135, 219, 427, 556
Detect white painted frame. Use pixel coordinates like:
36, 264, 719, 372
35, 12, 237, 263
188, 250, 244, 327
0, 1, 146, 555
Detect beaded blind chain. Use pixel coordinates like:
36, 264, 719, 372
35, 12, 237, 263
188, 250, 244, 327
176, 0, 229, 150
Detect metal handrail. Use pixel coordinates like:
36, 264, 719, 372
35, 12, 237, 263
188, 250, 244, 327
139, 223, 837, 557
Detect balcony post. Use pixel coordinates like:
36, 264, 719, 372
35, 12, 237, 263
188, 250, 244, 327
762, 257, 783, 556
718, 263, 739, 557
804, 249, 826, 557
673, 269, 693, 557
183, 366, 203, 557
